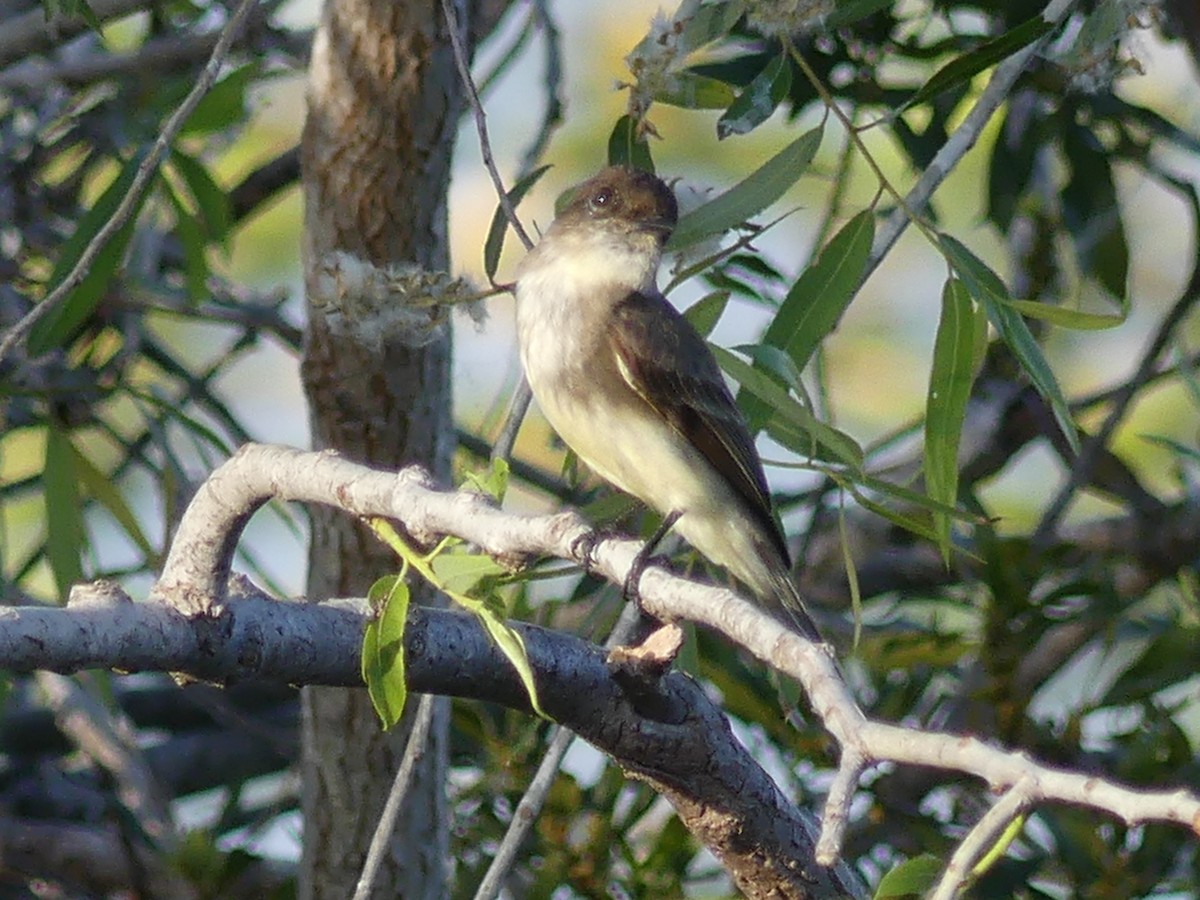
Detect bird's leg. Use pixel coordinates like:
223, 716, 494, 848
623, 509, 682, 607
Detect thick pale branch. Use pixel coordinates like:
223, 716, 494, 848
28, 443, 1200, 891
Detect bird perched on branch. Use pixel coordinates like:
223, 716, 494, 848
514, 165, 822, 644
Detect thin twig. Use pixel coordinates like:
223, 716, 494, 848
352, 693, 438, 900
930, 785, 1032, 900
0, 0, 260, 368
518, 0, 564, 176
863, 0, 1080, 279
440, 0, 541, 465
1032, 184, 1200, 545
440, 0, 533, 253
472, 603, 644, 900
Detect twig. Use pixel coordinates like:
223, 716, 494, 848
863, 0, 1080, 279
472, 604, 643, 900
0, 0, 260, 368
353, 693, 438, 900
930, 785, 1032, 900
440, 0, 537, 465
489, 380, 533, 462
1032, 186, 1200, 545
440, 0, 533, 253
35, 670, 175, 848
517, 0, 564, 176
0, 0, 145, 69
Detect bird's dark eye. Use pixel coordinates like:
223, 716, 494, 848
588, 188, 614, 214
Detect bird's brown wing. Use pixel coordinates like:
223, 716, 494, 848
606, 290, 790, 564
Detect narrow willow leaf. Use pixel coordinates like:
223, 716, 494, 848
766, 209, 874, 372
608, 115, 654, 172
475, 607, 546, 718
826, 0, 894, 27
181, 63, 255, 136
741, 209, 874, 429
941, 235, 1079, 453
837, 496, 862, 651
44, 427, 85, 601
732, 342, 805, 393
1062, 123, 1129, 300
169, 149, 232, 247
70, 445, 157, 562
683, 290, 730, 338
1002, 298, 1124, 330
678, 0, 745, 50
970, 813, 1027, 879
666, 124, 824, 251
925, 278, 984, 561
874, 854, 943, 898
1143, 434, 1200, 464
463, 456, 510, 502
712, 345, 864, 471
483, 165, 552, 281
28, 155, 149, 354
363, 575, 410, 730
654, 72, 736, 109
905, 16, 1054, 111
163, 180, 209, 302
430, 553, 508, 595
718, 53, 792, 138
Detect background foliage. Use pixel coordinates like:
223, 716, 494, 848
2, 0, 1199, 896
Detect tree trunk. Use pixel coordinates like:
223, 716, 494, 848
299, 0, 462, 895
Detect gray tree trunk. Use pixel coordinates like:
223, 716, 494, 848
298, 0, 464, 895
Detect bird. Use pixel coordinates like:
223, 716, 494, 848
513, 165, 822, 643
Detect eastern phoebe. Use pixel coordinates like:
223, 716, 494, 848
514, 166, 822, 644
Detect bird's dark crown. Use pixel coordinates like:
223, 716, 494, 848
555, 166, 679, 236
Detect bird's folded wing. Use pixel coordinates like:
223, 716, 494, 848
607, 290, 789, 562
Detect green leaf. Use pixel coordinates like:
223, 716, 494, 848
28, 154, 150, 354
163, 180, 210, 302
874, 854, 943, 898
678, 0, 746, 50
767, 209, 874, 372
483, 165, 551, 282
826, 0, 894, 28
169, 150, 232, 247
475, 608, 545, 718
683, 290, 730, 338
1061, 122, 1129, 299
1143, 434, 1200, 464
904, 16, 1054, 111
941, 235, 1079, 453
1001, 298, 1124, 330
430, 552, 508, 595
44, 0, 100, 30
44, 427, 85, 601
70, 445, 158, 563
181, 63, 256, 136
741, 209, 874, 429
924, 278, 985, 560
712, 345, 864, 471
654, 72, 736, 109
608, 115, 654, 172
362, 575, 410, 730
463, 456, 510, 502
718, 53, 792, 138
666, 124, 824, 252
732, 342, 805, 394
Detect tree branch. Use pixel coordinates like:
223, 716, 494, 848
0, 0, 260, 367
34, 442, 1198, 889
2, 581, 857, 899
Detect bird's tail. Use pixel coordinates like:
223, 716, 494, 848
763, 566, 824, 644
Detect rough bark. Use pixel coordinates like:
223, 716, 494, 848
299, 0, 462, 894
